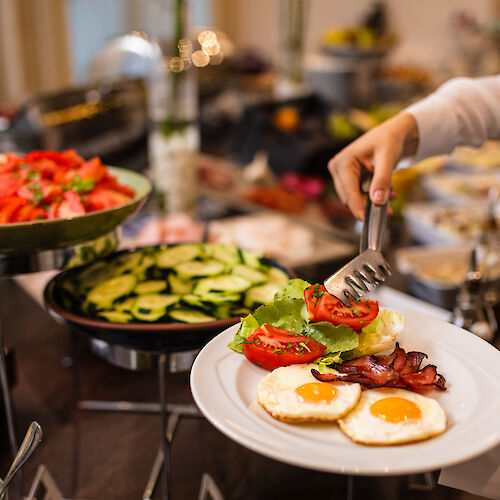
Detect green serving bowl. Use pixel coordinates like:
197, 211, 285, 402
0, 167, 151, 253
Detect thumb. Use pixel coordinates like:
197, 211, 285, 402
369, 149, 398, 205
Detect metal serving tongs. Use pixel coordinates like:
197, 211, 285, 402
324, 199, 391, 305
0, 422, 43, 499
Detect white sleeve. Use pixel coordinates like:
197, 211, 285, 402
403, 76, 500, 160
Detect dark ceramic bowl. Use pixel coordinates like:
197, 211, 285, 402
0, 167, 151, 253
43, 246, 293, 351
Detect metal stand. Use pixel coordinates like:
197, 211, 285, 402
74, 337, 211, 500
158, 354, 170, 500
0, 316, 23, 499
0, 232, 118, 500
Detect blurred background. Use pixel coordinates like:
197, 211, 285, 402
1, 0, 500, 318
1, 2, 500, 499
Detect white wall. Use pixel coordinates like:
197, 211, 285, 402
221, 0, 494, 70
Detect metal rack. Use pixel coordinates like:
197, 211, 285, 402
0, 232, 118, 499
74, 337, 205, 500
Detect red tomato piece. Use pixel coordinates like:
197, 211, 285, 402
47, 202, 60, 220
11, 203, 34, 222
23, 150, 75, 169
0, 176, 23, 197
77, 157, 106, 183
304, 284, 379, 330
84, 187, 131, 212
97, 173, 135, 197
41, 182, 63, 203
57, 191, 85, 218
60, 149, 84, 169
242, 324, 327, 370
0, 153, 20, 174
29, 207, 48, 220
0, 197, 26, 223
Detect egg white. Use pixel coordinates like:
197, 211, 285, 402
257, 363, 361, 423
338, 387, 447, 445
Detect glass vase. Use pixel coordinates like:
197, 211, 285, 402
147, 0, 199, 215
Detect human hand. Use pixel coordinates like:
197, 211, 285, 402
328, 112, 419, 220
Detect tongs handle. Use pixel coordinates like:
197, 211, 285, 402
360, 199, 388, 253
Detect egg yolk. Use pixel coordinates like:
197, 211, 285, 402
295, 383, 337, 403
370, 397, 422, 423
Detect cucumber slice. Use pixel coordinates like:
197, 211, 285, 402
109, 252, 143, 275
244, 283, 284, 308
181, 294, 205, 307
133, 293, 179, 312
241, 249, 262, 269
199, 292, 241, 304
169, 308, 216, 323
131, 307, 166, 322
76, 260, 108, 283
231, 264, 267, 284
98, 310, 133, 323
206, 243, 240, 264
134, 255, 156, 280
169, 274, 194, 295
77, 261, 118, 291
174, 260, 225, 279
87, 275, 137, 308
135, 280, 167, 295
213, 304, 232, 319
195, 275, 251, 294
115, 297, 137, 312
266, 267, 290, 287
156, 244, 201, 268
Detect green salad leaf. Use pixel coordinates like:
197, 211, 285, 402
303, 321, 359, 355
274, 278, 311, 300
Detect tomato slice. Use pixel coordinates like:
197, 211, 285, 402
0, 176, 23, 197
84, 187, 132, 212
0, 197, 26, 223
22, 150, 75, 169
97, 173, 135, 197
0, 153, 19, 174
242, 324, 326, 370
77, 157, 106, 183
57, 191, 85, 218
304, 284, 379, 330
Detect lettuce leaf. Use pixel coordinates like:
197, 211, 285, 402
303, 321, 358, 355
227, 313, 259, 353
253, 297, 308, 331
274, 278, 311, 300
318, 353, 343, 373
343, 310, 406, 359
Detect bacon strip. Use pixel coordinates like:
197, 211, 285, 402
312, 344, 446, 392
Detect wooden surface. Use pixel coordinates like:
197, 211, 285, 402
0, 278, 486, 500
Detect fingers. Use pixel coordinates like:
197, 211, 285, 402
329, 155, 367, 220
369, 147, 399, 205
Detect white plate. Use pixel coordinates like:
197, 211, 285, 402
403, 201, 494, 245
422, 172, 500, 204
191, 311, 500, 476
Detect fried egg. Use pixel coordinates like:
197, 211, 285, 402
338, 388, 446, 445
257, 364, 361, 423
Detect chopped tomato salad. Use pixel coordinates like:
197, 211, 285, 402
242, 324, 327, 370
0, 150, 135, 223
304, 284, 379, 330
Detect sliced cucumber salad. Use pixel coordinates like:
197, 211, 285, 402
60, 243, 291, 324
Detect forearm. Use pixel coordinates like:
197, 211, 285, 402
404, 76, 500, 160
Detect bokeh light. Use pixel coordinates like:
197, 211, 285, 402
168, 56, 184, 72
192, 50, 210, 67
